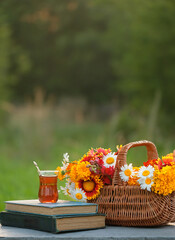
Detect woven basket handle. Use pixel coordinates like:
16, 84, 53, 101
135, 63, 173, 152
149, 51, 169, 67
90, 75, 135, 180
112, 140, 159, 186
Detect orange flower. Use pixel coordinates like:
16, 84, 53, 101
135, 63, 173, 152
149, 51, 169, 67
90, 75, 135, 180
128, 167, 140, 186
143, 159, 158, 167
76, 161, 91, 181
56, 166, 65, 181
158, 154, 175, 170
166, 153, 173, 158
162, 156, 174, 165
128, 175, 140, 186
69, 164, 78, 182
66, 161, 78, 173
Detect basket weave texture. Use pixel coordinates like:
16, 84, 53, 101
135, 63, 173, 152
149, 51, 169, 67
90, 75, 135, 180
89, 140, 175, 226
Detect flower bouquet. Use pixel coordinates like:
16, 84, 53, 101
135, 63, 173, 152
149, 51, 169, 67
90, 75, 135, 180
120, 152, 175, 195
56, 146, 122, 202
56, 140, 175, 227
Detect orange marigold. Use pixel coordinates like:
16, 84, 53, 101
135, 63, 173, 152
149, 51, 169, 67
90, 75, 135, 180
76, 161, 91, 181
68, 161, 91, 182
56, 166, 65, 181
128, 167, 140, 186
128, 176, 140, 186
66, 161, 78, 173
69, 164, 78, 182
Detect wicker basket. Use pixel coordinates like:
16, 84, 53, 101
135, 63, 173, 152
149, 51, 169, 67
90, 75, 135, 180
89, 140, 175, 226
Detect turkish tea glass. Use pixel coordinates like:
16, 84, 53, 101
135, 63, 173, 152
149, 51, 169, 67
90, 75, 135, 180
38, 170, 59, 203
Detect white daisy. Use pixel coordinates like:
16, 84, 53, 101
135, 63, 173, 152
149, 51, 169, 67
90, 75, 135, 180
138, 165, 154, 179
71, 188, 87, 202
68, 182, 76, 193
119, 163, 134, 182
60, 186, 69, 196
63, 153, 69, 163
103, 152, 117, 168
61, 153, 70, 171
138, 177, 154, 191
60, 181, 75, 196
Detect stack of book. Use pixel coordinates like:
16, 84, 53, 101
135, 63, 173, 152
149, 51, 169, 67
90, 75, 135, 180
0, 199, 105, 233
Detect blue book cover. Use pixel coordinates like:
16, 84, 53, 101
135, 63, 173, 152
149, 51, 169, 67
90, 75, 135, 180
0, 211, 105, 233
5, 199, 98, 215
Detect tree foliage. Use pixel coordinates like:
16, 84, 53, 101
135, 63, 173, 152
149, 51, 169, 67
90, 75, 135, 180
0, 0, 175, 130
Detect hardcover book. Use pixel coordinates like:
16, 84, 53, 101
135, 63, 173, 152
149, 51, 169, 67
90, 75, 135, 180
5, 199, 98, 215
0, 211, 105, 233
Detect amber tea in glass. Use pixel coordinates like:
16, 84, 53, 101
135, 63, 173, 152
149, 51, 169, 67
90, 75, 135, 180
38, 170, 58, 203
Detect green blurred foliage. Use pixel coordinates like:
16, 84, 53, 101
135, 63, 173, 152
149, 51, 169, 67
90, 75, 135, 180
0, 0, 116, 102
0, 0, 174, 130
99, 0, 175, 133
0, 0, 175, 210
1, 119, 173, 211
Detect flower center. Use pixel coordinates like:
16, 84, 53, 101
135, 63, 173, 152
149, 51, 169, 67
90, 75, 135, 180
145, 178, 152, 185
142, 170, 150, 176
124, 169, 131, 176
75, 193, 83, 200
106, 157, 114, 165
83, 180, 95, 192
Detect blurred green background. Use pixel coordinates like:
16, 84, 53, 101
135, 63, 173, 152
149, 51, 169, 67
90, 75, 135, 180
0, 0, 175, 211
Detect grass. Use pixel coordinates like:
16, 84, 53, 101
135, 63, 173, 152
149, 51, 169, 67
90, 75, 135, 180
0, 121, 109, 211
0, 103, 174, 212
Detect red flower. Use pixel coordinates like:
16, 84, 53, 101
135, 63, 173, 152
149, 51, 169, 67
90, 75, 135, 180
81, 155, 92, 163
88, 149, 95, 156
158, 158, 163, 170
158, 156, 175, 170
103, 176, 111, 185
101, 166, 115, 177
77, 175, 103, 200
143, 159, 158, 167
96, 158, 104, 167
162, 157, 175, 165
96, 148, 111, 156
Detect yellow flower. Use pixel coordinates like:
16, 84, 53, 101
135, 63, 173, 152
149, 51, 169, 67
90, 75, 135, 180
56, 166, 65, 181
76, 161, 91, 181
69, 164, 78, 182
68, 161, 91, 182
128, 167, 140, 186
116, 145, 123, 151
152, 164, 175, 195
166, 153, 173, 158
66, 161, 78, 172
